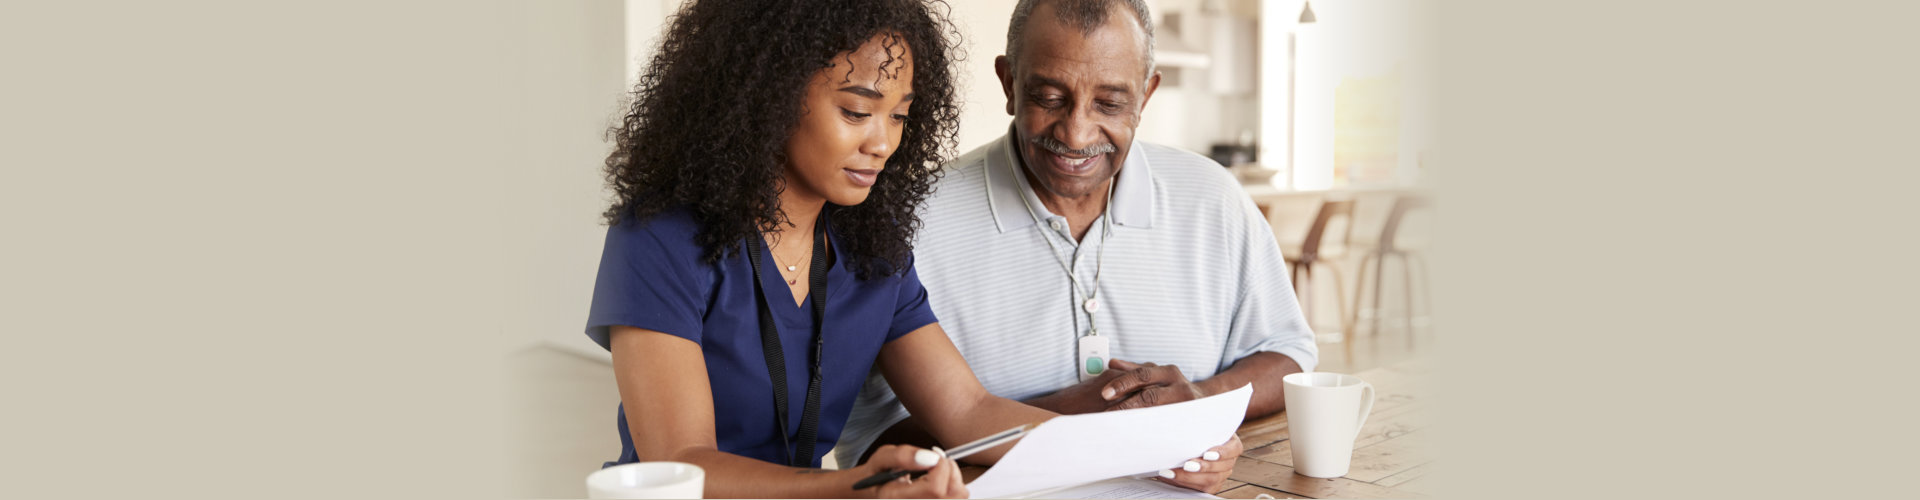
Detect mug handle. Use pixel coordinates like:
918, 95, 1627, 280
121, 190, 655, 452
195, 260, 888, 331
1353, 382, 1376, 438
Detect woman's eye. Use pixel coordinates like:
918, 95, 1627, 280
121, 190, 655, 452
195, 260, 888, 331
842, 109, 871, 120
890, 114, 909, 123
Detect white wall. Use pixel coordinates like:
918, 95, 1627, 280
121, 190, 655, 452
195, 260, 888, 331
506, 0, 630, 359
1269, 0, 1431, 189
948, 0, 1022, 152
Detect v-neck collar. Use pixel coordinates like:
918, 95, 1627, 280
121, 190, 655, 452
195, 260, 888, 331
751, 220, 842, 321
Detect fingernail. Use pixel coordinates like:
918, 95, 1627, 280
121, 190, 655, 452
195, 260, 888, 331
914, 449, 940, 467
1203, 451, 1221, 461
1158, 469, 1176, 479
1102, 388, 1116, 400
1183, 460, 1202, 472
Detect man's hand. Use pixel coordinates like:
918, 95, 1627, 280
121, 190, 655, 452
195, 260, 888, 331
1100, 359, 1211, 411
1022, 365, 1131, 414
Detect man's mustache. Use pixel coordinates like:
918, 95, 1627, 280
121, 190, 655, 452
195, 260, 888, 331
1030, 135, 1117, 158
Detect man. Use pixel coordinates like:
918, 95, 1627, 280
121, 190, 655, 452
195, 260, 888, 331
837, 0, 1318, 481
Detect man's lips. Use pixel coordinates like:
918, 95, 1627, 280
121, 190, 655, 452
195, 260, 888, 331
1042, 150, 1103, 175
844, 168, 880, 187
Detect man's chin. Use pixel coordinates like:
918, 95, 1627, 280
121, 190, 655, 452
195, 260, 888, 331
1033, 172, 1112, 199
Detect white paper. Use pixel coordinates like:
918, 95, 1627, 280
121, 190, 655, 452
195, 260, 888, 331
966, 384, 1252, 499
1015, 475, 1223, 499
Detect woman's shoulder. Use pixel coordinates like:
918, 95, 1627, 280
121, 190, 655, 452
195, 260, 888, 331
605, 206, 707, 259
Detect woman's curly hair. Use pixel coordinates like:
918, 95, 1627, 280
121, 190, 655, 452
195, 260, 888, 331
603, 0, 963, 281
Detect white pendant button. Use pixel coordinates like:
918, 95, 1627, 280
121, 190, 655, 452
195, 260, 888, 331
1083, 299, 1099, 313
1077, 335, 1111, 382
787, 265, 797, 271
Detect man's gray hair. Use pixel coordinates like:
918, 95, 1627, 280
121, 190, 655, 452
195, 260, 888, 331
1005, 0, 1156, 78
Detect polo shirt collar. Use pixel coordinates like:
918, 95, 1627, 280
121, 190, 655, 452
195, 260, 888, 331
984, 127, 1156, 234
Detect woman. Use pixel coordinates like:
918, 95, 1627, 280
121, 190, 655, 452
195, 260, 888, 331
586, 0, 1237, 497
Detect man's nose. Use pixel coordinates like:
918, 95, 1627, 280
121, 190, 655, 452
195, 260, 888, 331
1053, 105, 1103, 154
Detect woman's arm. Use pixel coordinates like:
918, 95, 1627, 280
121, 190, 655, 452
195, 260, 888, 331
877, 323, 1059, 465
878, 324, 1242, 493
609, 326, 964, 498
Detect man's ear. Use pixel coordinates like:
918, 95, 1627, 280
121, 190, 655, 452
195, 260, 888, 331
995, 55, 1016, 116
1140, 70, 1162, 110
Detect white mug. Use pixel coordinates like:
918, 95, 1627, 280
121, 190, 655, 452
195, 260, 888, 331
1282, 372, 1376, 478
586, 462, 706, 499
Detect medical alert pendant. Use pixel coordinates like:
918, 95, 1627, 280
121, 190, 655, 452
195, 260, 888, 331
1076, 335, 1110, 382
1083, 299, 1099, 313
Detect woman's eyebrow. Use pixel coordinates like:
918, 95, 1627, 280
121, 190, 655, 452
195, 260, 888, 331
836, 85, 913, 102
837, 85, 885, 99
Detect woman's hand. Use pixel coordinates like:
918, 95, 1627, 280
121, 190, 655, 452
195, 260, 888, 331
1154, 434, 1242, 494
860, 444, 968, 499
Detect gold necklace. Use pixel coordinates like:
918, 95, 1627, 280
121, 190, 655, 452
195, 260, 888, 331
768, 233, 813, 286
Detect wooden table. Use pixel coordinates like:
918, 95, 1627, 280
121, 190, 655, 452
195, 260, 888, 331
954, 358, 1433, 498
1220, 358, 1435, 498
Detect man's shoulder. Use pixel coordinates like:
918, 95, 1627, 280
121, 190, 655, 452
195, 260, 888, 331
937, 140, 997, 181
1138, 141, 1244, 197
923, 141, 997, 210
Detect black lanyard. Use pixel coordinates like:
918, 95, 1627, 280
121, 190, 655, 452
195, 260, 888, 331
745, 219, 828, 468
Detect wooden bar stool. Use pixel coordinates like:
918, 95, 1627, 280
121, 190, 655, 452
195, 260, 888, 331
1284, 199, 1356, 359
1345, 194, 1431, 348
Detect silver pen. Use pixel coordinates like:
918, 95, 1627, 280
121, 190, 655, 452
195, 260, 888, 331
851, 423, 1036, 490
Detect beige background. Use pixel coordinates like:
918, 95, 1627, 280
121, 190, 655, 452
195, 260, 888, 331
4, 1, 1917, 499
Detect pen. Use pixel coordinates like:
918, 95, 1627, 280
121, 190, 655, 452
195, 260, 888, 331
850, 423, 1035, 490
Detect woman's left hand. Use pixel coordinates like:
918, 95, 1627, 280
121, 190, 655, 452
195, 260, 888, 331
1154, 434, 1242, 494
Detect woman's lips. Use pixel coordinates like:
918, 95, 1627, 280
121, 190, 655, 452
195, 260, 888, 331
844, 168, 879, 187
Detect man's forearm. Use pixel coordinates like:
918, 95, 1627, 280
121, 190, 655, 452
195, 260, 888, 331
1196, 351, 1303, 419
1019, 369, 1129, 415
1020, 390, 1075, 413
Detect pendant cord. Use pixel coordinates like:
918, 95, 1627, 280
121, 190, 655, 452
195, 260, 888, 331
1014, 164, 1117, 337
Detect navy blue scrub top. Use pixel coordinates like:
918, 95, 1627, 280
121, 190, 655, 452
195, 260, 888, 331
585, 208, 938, 468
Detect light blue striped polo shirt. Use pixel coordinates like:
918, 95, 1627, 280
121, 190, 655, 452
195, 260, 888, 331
834, 130, 1319, 467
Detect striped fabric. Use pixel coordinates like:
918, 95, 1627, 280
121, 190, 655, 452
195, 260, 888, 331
834, 131, 1319, 468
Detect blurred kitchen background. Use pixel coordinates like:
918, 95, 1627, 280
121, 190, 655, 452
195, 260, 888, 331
506, 1, 1436, 497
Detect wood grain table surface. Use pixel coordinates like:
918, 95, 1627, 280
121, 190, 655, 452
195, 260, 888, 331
957, 358, 1434, 498
1220, 358, 1434, 498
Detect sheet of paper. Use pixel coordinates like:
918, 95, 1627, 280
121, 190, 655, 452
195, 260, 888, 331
966, 384, 1252, 499
1015, 475, 1224, 499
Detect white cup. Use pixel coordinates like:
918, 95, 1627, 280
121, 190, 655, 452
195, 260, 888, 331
1282, 372, 1376, 478
586, 462, 705, 499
